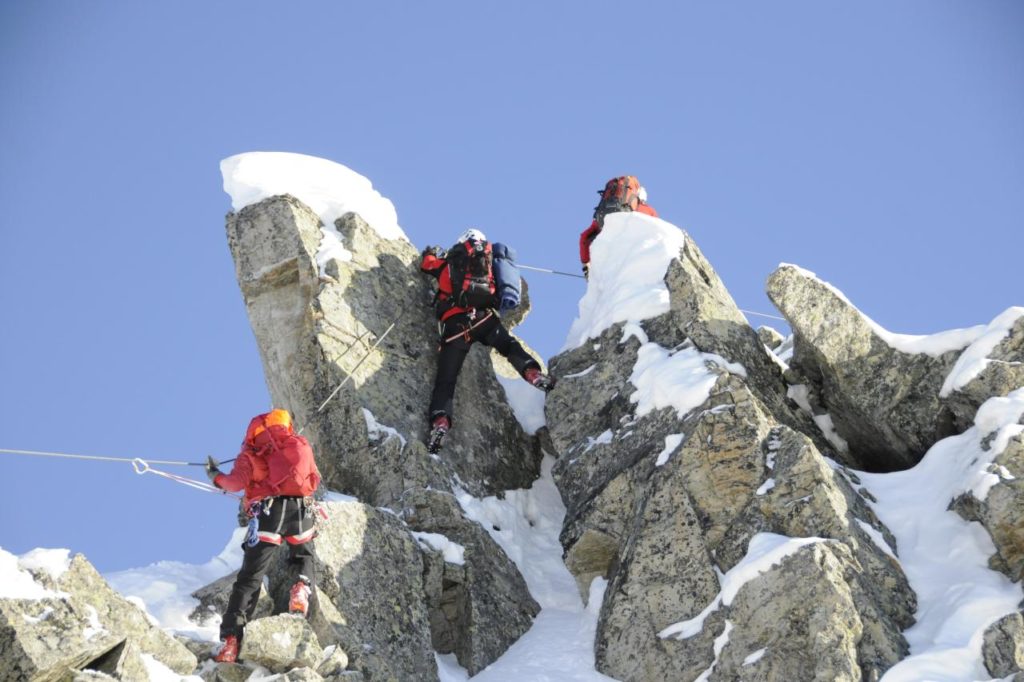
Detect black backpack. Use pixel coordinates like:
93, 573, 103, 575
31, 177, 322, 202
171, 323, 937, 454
446, 239, 495, 309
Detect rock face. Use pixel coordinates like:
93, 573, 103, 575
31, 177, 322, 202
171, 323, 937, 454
0, 553, 197, 681
225, 196, 541, 505
767, 266, 1024, 472
262, 500, 437, 682
547, 232, 915, 681
222, 195, 543, 675
983, 611, 1024, 679
401, 488, 540, 675
951, 430, 1024, 582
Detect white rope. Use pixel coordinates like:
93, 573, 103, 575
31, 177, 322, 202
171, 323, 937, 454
738, 309, 787, 322
0, 448, 200, 466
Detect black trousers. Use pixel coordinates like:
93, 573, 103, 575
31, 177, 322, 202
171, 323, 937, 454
428, 311, 539, 424
220, 497, 316, 639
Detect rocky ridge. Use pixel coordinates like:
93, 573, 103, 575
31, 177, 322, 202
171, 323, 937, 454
2, 169, 1021, 681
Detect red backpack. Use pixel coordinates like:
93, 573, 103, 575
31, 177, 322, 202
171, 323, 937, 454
445, 238, 496, 309
593, 176, 642, 225
259, 428, 321, 497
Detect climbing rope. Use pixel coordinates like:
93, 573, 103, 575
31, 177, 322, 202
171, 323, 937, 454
518, 263, 788, 324
0, 448, 204, 467
0, 448, 239, 497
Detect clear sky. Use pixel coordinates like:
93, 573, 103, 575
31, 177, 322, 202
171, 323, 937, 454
1, 2, 1021, 572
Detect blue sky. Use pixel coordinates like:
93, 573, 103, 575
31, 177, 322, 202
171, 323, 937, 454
1, 2, 1021, 572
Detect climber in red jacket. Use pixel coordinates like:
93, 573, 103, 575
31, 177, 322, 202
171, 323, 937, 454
206, 409, 323, 664
580, 177, 659, 278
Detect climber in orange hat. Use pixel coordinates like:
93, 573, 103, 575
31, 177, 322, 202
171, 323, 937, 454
205, 409, 323, 664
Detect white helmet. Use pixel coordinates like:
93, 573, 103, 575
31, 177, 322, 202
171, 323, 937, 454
457, 228, 487, 243
638, 186, 648, 203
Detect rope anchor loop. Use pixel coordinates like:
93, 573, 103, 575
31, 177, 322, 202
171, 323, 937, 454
131, 458, 151, 475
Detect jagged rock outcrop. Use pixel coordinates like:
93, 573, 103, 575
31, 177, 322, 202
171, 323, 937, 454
983, 611, 1024, 679
767, 265, 1024, 471
225, 195, 540, 505
0, 553, 197, 680
950, 430, 1024, 581
400, 488, 539, 674
547, 232, 914, 681
238, 614, 324, 672
756, 325, 785, 351
261, 499, 437, 681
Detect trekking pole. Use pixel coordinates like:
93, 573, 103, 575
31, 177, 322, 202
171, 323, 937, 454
518, 264, 585, 279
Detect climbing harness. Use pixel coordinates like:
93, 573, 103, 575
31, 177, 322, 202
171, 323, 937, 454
441, 310, 494, 345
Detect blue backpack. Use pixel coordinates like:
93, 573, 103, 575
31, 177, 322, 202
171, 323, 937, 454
491, 243, 521, 310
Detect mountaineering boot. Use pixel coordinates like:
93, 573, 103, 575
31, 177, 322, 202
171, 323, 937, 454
524, 367, 556, 392
289, 577, 311, 616
427, 414, 450, 454
214, 635, 239, 663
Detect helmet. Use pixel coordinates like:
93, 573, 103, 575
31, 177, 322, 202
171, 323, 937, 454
457, 228, 487, 243
638, 186, 648, 203
245, 409, 293, 442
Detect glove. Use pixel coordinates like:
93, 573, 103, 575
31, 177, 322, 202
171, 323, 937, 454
499, 296, 517, 312
423, 245, 446, 259
205, 456, 222, 484
582, 264, 589, 279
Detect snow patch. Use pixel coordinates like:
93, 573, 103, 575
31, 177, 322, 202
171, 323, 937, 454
412, 532, 466, 566
940, 307, 1024, 397
695, 620, 733, 682
563, 364, 596, 379
82, 605, 105, 640
563, 214, 687, 350
105, 527, 248, 642
581, 430, 613, 454
220, 152, 407, 275
18, 548, 72, 581
655, 434, 685, 467
755, 478, 775, 496
448, 457, 617, 680
0, 548, 65, 600
629, 343, 722, 419
362, 408, 407, 447
858, 389, 1024, 681
496, 374, 547, 435
743, 647, 767, 666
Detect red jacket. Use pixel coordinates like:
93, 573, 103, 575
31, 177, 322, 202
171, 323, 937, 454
579, 203, 659, 265
214, 426, 320, 504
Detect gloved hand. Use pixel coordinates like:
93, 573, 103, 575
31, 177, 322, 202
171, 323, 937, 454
499, 296, 517, 312
422, 245, 446, 259
205, 456, 222, 484
582, 264, 589, 279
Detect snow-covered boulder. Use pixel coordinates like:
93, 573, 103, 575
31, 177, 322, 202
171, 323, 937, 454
0, 549, 197, 680
767, 264, 1024, 471
223, 153, 540, 505
547, 222, 914, 681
